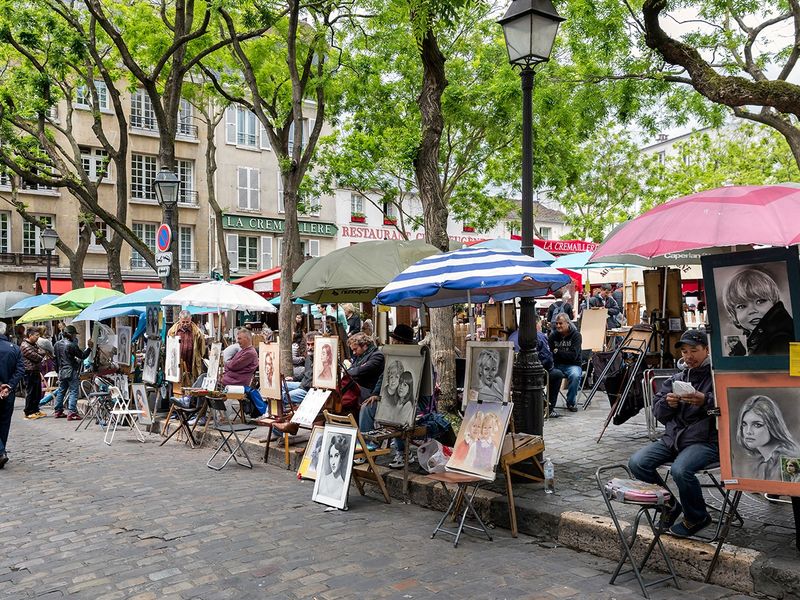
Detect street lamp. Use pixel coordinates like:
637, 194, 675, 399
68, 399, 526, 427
153, 167, 180, 291
499, 0, 564, 436
40, 226, 58, 295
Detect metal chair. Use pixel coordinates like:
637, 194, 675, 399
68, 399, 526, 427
104, 385, 145, 445
206, 397, 257, 470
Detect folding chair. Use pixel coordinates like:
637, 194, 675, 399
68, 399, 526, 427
161, 374, 208, 448
104, 386, 145, 445
76, 377, 114, 432
428, 472, 492, 548
206, 397, 257, 470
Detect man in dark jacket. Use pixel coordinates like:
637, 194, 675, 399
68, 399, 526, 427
20, 328, 46, 420
53, 325, 92, 420
0, 322, 24, 468
600, 285, 621, 329
548, 313, 583, 412
628, 329, 718, 537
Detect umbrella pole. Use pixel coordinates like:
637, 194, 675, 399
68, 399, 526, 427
661, 266, 668, 368
467, 290, 474, 340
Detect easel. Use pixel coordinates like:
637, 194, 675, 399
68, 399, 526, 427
363, 424, 428, 499
499, 432, 545, 537
324, 410, 392, 504
577, 308, 608, 408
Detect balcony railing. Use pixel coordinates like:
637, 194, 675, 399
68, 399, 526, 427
0, 252, 61, 267
177, 122, 199, 139
130, 114, 158, 132
179, 260, 198, 271
130, 258, 198, 271
178, 190, 199, 206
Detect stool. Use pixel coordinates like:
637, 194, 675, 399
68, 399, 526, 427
596, 464, 680, 599
428, 472, 492, 548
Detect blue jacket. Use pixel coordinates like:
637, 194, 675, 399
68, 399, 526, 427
508, 330, 553, 371
0, 335, 24, 391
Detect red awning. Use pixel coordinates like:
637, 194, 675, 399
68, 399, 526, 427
36, 278, 197, 295
232, 267, 281, 289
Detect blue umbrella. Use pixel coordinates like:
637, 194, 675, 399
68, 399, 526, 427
9, 294, 58, 312
472, 239, 557, 263
73, 296, 142, 322
375, 247, 570, 308
100, 287, 174, 309
269, 295, 314, 306
550, 251, 636, 270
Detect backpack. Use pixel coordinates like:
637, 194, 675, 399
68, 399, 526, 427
549, 301, 566, 330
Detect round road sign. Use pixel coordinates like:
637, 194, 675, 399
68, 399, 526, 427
156, 224, 172, 252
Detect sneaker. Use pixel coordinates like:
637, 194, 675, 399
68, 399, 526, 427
567, 406, 578, 413
24, 413, 42, 420
548, 410, 561, 419
187, 416, 206, 427
35, 411, 47, 418
0, 453, 7, 469
658, 500, 682, 531
353, 457, 366, 465
669, 514, 712, 538
66, 413, 83, 421
389, 451, 416, 469
53, 410, 67, 419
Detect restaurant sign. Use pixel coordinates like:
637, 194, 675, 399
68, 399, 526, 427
532, 239, 598, 254
222, 214, 337, 238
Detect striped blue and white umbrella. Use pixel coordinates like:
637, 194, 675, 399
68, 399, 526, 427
374, 247, 571, 308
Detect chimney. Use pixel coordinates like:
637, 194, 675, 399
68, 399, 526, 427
657, 133, 668, 142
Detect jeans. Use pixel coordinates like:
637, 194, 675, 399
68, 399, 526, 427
547, 369, 563, 410
24, 370, 43, 416
551, 364, 582, 407
54, 375, 80, 414
281, 381, 308, 408
0, 395, 14, 455
358, 401, 377, 433
628, 440, 719, 524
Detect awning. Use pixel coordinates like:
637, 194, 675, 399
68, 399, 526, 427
233, 267, 281, 294
36, 278, 197, 295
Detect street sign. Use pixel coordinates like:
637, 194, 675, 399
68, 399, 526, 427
155, 251, 173, 267
157, 265, 170, 277
156, 224, 172, 252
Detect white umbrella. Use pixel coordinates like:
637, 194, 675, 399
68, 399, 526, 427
160, 280, 276, 312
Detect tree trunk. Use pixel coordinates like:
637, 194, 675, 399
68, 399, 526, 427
106, 241, 125, 291
279, 182, 304, 377
203, 106, 230, 280
414, 27, 456, 411
71, 226, 92, 288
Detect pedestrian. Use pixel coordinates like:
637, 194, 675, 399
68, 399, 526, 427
167, 310, 206, 383
20, 327, 47, 420
53, 325, 92, 421
0, 321, 24, 468
343, 303, 361, 336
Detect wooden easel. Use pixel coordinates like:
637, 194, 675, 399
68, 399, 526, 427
324, 410, 392, 504
362, 424, 428, 499
499, 433, 546, 537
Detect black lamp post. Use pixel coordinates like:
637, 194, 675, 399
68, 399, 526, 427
40, 226, 58, 295
499, 0, 564, 436
153, 167, 180, 291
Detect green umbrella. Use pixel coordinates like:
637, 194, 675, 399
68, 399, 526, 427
292, 239, 441, 303
17, 303, 80, 324
292, 256, 322, 286
51, 286, 123, 311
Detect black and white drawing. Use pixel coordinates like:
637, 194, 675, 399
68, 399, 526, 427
312, 424, 357, 510
464, 342, 514, 407
204, 342, 222, 391
142, 339, 161, 384
146, 306, 160, 338
116, 325, 131, 367
375, 350, 424, 428
165, 336, 181, 383
132, 383, 152, 424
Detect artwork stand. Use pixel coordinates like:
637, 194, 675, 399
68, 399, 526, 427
324, 410, 391, 504
363, 423, 427, 500
258, 376, 298, 469
499, 432, 546, 537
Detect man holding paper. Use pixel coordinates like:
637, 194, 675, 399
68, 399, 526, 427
628, 329, 718, 538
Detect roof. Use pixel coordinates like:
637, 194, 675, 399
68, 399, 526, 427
505, 201, 566, 223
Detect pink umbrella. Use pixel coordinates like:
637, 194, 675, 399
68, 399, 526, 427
589, 184, 800, 266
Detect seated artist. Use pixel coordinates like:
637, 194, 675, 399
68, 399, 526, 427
628, 329, 718, 537
219, 328, 264, 420
347, 332, 384, 409
273, 332, 320, 435
548, 313, 583, 412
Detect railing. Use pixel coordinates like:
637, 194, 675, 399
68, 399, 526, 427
0, 253, 61, 267
178, 190, 199, 206
130, 114, 158, 132
20, 181, 54, 192
130, 258, 199, 272
179, 260, 198, 271
177, 122, 199, 139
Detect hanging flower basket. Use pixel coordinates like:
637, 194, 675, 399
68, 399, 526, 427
462, 225, 475, 233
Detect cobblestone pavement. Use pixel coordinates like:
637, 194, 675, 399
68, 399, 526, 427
1, 401, 756, 600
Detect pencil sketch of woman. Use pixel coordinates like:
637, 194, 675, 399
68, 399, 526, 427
318, 434, 350, 499
317, 343, 334, 383
735, 394, 800, 481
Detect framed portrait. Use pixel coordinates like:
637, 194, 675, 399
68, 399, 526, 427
312, 424, 357, 509
375, 345, 426, 428
463, 341, 514, 409
116, 325, 131, 368
298, 425, 325, 480
146, 306, 161, 338
715, 371, 800, 495
702, 247, 800, 370
112, 375, 129, 400
446, 399, 513, 482
165, 336, 181, 383
131, 383, 152, 425
313, 337, 338, 390
142, 339, 161, 384
205, 342, 222, 391
259, 342, 281, 399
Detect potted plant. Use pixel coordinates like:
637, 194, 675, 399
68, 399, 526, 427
351, 212, 366, 223
383, 215, 397, 226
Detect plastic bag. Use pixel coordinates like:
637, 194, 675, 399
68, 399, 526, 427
417, 439, 453, 473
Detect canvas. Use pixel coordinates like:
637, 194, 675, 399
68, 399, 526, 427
313, 337, 338, 390
112, 375, 129, 400
298, 425, 325, 480
205, 342, 222, 391
146, 306, 160, 338
446, 399, 513, 482
463, 341, 514, 409
142, 339, 160, 384
312, 424, 357, 509
131, 383, 152, 425
579, 308, 608, 352
165, 336, 181, 383
291, 388, 331, 428
116, 325, 131, 368
715, 371, 800, 495
702, 247, 800, 370
259, 342, 281, 399
375, 345, 425, 428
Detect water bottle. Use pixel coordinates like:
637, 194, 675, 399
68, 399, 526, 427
543, 456, 555, 494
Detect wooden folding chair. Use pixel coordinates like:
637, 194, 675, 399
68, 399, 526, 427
499, 433, 545, 537
324, 410, 392, 504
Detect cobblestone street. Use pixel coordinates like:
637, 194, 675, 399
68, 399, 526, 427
0, 403, 756, 600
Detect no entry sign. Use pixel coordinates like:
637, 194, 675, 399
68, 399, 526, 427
156, 224, 172, 252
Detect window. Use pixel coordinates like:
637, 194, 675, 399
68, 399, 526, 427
75, 81, 109, 111
131, 154, 157, 201
177, 99, 196, 138
0, 170, 9, 188
277, 170, 284, 213
21, 168, 53, 192
539, 226, 552, 240
177, 159, 196, 204
179, 226, 194, 270
384, 202, 397, 220
288, 118, 312, 155
225, 234, 271, 272
80, 146, 110, 181
304, 195, 321, 216
237, 167, 260, 210
277, 238, 319, 265
83, 221, 110, 253
23, 216, 54, 254
0, 212, 9, 253
131, 89, 157, 131
657, 150, 666, 165
131, 222, 156, 269
350, 193, 364, 215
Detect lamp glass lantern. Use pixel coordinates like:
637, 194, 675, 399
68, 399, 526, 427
40, 226, 58, 252
153, 167, 180, 208
498, 0, 565, 66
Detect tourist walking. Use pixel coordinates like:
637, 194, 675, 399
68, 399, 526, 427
53, 325, 92, 421
0, 322, 24, 468
20, 328, 46, 420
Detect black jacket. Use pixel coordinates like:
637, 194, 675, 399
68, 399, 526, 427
300, 354, 315, 391
54, 336, 90, 379
347, 345, 384, 395
548, 328, 582, 367
0, 335, 24, 391
746, 301, 794, 356
653, 358, 716, 451
346, 314, 362, 335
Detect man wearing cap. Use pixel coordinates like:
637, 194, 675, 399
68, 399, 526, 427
52, 325, 93, 420
628, 329, 718, 537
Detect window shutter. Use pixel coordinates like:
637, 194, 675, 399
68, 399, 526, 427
259, 121, 271, 150
237, 167, 247, 209
225, 107, 237, 145
260, 236, 272, 270
308, 239, 320, 257
226, 234, 238, 272
250, 168, 260, 210
288, 121, 295, 155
